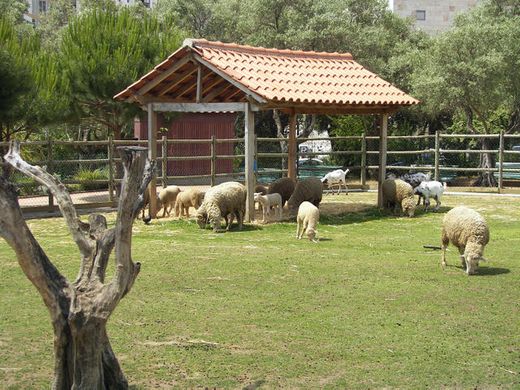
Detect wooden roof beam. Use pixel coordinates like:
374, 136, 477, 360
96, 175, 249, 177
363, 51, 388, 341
157, 67, 198, 97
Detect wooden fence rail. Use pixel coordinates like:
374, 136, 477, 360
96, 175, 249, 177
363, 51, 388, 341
4, 131, 520, 211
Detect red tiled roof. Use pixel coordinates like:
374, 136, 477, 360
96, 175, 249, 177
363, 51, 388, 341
114, 39, 418, 110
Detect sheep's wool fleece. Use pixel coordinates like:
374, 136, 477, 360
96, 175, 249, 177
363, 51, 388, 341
268, 177, 295, 205
442, 206, 489, 248
197, 181, 246, 227
382, 179, 414, 204
288, 177, 323, 211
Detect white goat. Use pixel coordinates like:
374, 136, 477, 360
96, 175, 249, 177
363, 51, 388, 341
321, 169, 350, 195
254, 192, 283, 223
414, 181, 446, 211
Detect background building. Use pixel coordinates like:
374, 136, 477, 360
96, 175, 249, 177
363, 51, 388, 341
390, 0, 481, 34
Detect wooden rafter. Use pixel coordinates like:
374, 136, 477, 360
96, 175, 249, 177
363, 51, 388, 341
157, 67, 198, 97
135, 55, 193, 98
203, 83, 235, 102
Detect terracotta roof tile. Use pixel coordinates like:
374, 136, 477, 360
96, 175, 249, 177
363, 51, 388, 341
115, 39, 418, 108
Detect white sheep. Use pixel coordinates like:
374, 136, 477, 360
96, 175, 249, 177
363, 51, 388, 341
441, 206, 490, 275
296, 201, 319, 242
158, 185, 182, 218
174, 188, 205, 218
414, 181, 446, 211
382, 179, 416, 217
321, 169, 350, 195
254, 192, 282, 223
196, 181, 246, 232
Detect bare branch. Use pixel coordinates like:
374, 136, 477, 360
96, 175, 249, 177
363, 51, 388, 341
4, 141, 93, 257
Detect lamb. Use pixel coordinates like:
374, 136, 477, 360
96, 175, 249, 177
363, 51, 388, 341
287, 177, 323, 214
381, 178, 416, 217
441, 206, 490, 275
158, 185, 182, 217
268, 177, 296, 207
254, 184, 268, 210
196, 181, 246, 232
414, 181, 446, 211
254, 192, 283, 223
321, 169, 350, 195
296, 201, 320, 242
174, 188, 205, 218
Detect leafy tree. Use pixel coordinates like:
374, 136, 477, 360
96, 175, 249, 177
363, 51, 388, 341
59, 6, 183, 139
37, 0, 76, 50
0, 0, 28, 24
411, 3, 520, 186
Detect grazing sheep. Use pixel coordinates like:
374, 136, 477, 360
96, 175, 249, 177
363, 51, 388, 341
441, 206, 490, 275
158, 185, 181, 217
382, 179, 416, 217
321, 169, 350, 195
414, 181, 446, 211
174, 188, 205, 218
254, 184, 268, 195
268, 177, 296, 207
196, 181, 246, 232
254, 192, 283, 223
288, 177, 323, 214
296, 201, 320, 242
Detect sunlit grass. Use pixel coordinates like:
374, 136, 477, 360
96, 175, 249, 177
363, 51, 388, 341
0, 192, 519, 388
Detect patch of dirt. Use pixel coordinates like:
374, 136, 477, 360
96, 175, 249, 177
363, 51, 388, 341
319, 202, 372, 216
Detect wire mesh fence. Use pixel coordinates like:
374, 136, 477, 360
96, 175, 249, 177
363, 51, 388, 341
3, 131, 520, 211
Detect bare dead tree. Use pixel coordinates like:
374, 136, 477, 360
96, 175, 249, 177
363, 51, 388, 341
0, 142, 154, 389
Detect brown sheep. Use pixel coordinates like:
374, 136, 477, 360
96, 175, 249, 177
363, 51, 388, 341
174, 188, 205, 218
268, 177, 296, 207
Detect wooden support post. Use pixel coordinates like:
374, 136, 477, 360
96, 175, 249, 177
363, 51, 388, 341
434, 131, 440, 182
498, 130, 504, 193
210, 135, 216, 186
108, 136, 114, 202
287, 111, 297, 180
377, 114, 388, 208
254, 134, 258, 185
360, 131, 367, 189
196, 65, 202, 103
245, 103, 255, 222
47, 138, 54, 208
161, 135, 168, 189
147, 103, 158, 218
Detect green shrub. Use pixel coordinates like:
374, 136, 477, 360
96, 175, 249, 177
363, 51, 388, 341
72, 167, 109, 191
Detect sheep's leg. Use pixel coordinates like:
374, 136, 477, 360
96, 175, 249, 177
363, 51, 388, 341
262, 204, 268, 224
162, 205, 168, 218
302, 220, 309, 238
184, 205, 190, 218
296, 219, 301, 239
434, 196, 441, 211
416, 194, 422, 206
458, 246, 466, 269
424, 195, 430, 211
441, 232, 449, 269
227, 213, 235, 230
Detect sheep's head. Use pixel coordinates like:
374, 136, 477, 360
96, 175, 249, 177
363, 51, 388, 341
464, 242, 486, 275
196, 210, 207, 229
306, 228, 318, 242
402, 196, 416, 217
253, 192, 261, 202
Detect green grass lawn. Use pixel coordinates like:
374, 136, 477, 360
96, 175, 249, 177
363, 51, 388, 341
1, 192, 519, 389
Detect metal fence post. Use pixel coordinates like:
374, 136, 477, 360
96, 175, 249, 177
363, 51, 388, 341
434, 131, 440, 182
47, 138, 54, 208
498, 130, 504, 193
161, 135, 168, 189
210, 135, 216, 186
360, 132, 367, 188
107, 136, 114, 202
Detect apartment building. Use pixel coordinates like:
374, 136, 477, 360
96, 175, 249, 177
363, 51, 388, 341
391, 0, 481, 34
24, 0, 156, 24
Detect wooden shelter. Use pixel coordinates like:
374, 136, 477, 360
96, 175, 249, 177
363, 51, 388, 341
115, 38, 419, 219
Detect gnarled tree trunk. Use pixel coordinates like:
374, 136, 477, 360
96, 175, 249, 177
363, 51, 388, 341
473, 136, 497, 187
0, 142, 154, 389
